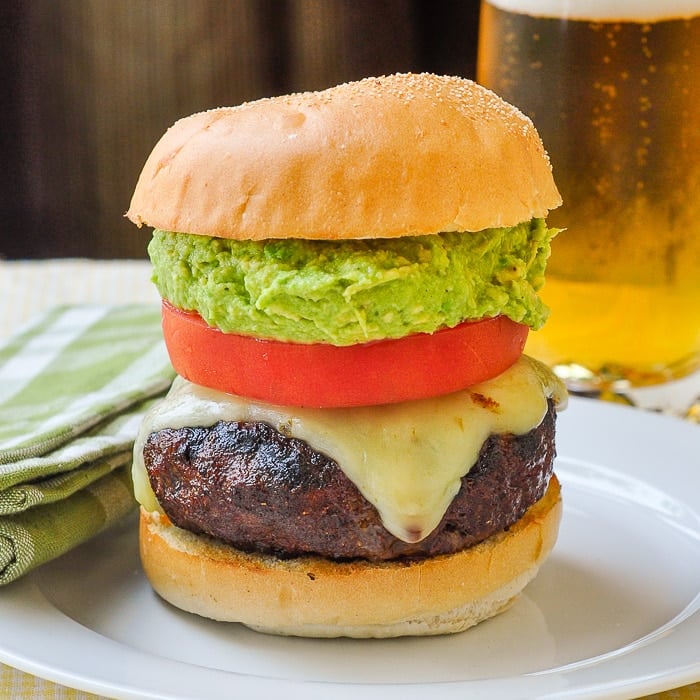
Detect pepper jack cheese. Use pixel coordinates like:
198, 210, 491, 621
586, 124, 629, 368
133, 355, 566, 543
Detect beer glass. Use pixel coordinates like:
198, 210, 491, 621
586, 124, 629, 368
477, 0, 700, 389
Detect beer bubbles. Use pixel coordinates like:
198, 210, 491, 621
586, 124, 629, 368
478, 0, 700, 388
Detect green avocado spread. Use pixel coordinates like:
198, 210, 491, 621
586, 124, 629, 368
148, 219, 556, 345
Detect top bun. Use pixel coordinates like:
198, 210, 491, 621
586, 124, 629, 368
127, 73, 561, 241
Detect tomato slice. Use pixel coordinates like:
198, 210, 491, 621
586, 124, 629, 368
161, 301, 528, 408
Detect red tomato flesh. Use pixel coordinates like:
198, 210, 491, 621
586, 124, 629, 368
161, 301, 528, 408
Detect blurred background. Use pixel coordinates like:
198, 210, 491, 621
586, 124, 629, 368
0, 0, 480, 260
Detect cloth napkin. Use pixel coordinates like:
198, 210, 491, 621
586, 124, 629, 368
0, 304, 174, 585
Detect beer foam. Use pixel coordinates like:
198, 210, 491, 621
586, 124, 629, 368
485, 0, 700, 21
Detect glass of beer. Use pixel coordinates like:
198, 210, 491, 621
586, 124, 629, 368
477, 0, 700, 390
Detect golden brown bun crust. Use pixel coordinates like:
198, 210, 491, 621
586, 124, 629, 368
127, 73, 561, 240
139, 475, 561, 638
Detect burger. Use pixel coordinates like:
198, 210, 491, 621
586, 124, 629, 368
127, 73, 566, 638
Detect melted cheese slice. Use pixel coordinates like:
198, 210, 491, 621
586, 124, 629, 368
132, 356, 566, 543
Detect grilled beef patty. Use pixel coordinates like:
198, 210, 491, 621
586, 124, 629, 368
143, 401, 557, 562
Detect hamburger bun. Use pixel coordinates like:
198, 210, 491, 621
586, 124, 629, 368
127, 73, 561, 240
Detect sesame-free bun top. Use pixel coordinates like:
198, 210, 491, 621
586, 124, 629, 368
127, 73, 561, 241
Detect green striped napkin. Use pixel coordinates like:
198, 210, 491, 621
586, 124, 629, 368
0, 305, 175, 585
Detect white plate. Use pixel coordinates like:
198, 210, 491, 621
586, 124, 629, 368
1, 397, 699, 700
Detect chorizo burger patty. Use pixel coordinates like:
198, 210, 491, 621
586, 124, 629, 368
143, 401, 556, 562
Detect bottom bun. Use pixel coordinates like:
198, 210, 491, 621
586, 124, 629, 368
139, 475, 562, 638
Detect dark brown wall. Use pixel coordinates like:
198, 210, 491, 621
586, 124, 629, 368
1, 0, 480, 259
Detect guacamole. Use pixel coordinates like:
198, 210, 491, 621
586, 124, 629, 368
148, 220, 556, 345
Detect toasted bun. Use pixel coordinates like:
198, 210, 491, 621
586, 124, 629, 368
139, 474, 561, 638
127, 73, 561, 241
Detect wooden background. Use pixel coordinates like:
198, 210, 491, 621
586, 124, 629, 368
1, 0, 481, 259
